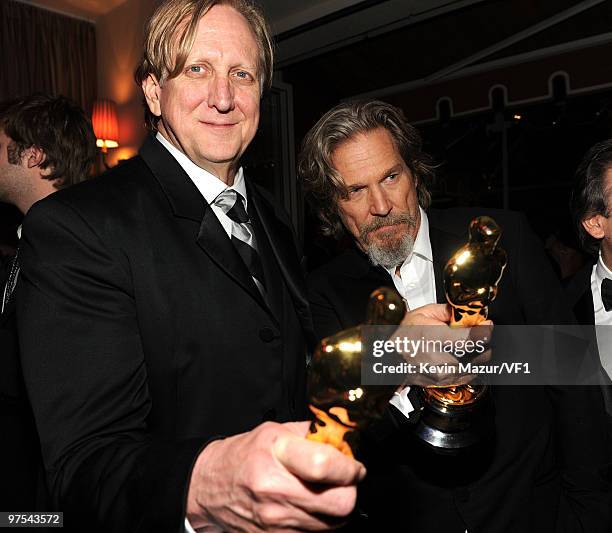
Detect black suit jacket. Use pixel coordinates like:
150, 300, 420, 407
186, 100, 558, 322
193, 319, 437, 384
308, 207, 611, 532
17, 137, 312, 532
566, 262, 596, 325
565, 262, 612, 423
0, 255, 46, 511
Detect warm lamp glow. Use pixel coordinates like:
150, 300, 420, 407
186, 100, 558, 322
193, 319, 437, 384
96, 139, 118, 149
92, 99, 119, 152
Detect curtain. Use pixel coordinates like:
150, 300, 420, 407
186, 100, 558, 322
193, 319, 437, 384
0, 0, 97, 113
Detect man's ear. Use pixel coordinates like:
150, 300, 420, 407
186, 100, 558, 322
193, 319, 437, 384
24, 146, 51, 175
142, 74, 162, 117
582, 214, 606, 240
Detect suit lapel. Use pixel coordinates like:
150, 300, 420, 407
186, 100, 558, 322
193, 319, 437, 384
139, 136, 267, 311
248, 203, 281, 324
367, 263, 393, 286
139, 136, 204, 222
0, 255, 17, 323
428, 211, 464, 304
0, 294, 15, 325
196, 206, 267, 309
566, 263, 595, 325
575, 288, 596, 325
248, 184, 312, 329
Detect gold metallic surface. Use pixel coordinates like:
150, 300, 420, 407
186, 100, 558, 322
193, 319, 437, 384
424, 216, 507, 408
365, 287, 406, 325
307, 288, 403, 455
423, 383, 486, 406
444, 216, 507, 327
308, 405, 356, 458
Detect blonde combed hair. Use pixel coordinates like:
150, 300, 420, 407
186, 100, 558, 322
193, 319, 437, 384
135, 0, 274, 130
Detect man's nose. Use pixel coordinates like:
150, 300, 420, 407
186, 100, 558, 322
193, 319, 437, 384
208, 75, 235, 113
369, 186, 392, 216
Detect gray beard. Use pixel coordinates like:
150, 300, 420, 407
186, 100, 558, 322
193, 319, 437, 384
360, 213, 417, 269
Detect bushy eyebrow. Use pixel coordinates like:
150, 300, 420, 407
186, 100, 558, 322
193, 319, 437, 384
345, 163, 404, 191
379, 164, 403, 180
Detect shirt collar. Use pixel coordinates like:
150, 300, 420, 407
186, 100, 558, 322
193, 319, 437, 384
384, 206, 432, 277
412, 206, 433, 262
155, 132, 247, 208
595, 251, 612, 284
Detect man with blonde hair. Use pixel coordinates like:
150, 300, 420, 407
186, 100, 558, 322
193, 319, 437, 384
17, 1, 363, 531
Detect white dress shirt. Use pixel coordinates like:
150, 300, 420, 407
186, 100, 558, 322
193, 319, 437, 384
591, 252, 612, 379
386, 207, 437, 417
385, 207, 436, 310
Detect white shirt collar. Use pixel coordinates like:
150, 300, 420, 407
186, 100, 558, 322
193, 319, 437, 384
412, 206, 433, 262
591, 252, 612, 379
384, 206, 432, 277
595, 251, 612, 286
155, 132, 247, 208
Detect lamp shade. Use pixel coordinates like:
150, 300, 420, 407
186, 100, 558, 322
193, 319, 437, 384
92, 99, 119, 149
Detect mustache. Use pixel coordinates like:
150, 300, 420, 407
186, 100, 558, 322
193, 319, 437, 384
360, 213, 418, 240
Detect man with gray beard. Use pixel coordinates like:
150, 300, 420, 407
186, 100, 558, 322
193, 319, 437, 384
359, 211, 418, 269
299, 100, 611, 531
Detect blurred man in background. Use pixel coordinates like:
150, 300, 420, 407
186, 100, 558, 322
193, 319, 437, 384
0, 93, 96, 510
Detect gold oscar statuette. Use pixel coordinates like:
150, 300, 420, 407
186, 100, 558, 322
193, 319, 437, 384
306, 288, 404, 457
415, 216, 507, 450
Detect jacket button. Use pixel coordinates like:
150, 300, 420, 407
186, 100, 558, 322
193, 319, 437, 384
259, 327, 276, 342
262, 408, 277, 422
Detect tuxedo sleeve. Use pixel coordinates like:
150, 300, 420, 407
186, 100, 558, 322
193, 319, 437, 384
17, 198, 206, 532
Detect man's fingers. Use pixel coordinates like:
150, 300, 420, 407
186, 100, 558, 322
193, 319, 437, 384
280, 484, 358, 522
273, 433, 366, 485
251, 491, 354, 531
259, 504, 349, 532
269, 433, 362, 523
401, 303, 451, 325
420, 303, 452, 322
281, 420, 312, 438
